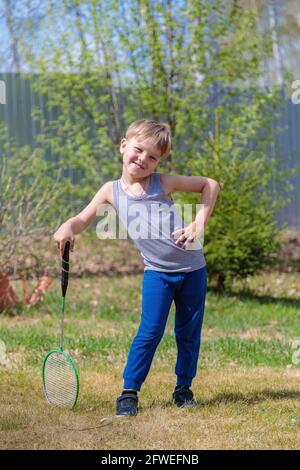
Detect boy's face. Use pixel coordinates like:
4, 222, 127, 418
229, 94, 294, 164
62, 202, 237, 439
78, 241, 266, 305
120, 137, 161, 177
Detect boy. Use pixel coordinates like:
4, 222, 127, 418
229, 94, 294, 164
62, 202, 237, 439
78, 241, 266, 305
53, 119, 220, 417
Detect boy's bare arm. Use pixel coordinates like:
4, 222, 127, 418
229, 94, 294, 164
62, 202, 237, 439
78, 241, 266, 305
160, 173, 220, 194
161, 173, 221, 248
53, 181, 113, 255
67, 216, 87, 235
71, 181, 113, 230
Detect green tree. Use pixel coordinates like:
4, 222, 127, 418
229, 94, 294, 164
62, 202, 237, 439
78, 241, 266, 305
9, 0, 298, 290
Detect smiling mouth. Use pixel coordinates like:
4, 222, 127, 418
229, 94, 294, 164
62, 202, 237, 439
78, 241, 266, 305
132, 162, 144, 169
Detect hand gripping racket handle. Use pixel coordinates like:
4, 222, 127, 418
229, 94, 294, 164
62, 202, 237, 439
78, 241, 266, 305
61, 241, 70, 297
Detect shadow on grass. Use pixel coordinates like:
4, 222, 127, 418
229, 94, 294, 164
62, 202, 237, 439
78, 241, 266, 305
198, 389, 300, 407
141, 389, 300, 411
208, 285, 300, 309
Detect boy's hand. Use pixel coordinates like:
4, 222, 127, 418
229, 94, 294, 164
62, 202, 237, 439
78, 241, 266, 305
172, 220, 204, 250
53, 223, 75, 256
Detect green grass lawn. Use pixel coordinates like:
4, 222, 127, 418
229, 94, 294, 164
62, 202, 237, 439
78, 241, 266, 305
0, 271, 300, 449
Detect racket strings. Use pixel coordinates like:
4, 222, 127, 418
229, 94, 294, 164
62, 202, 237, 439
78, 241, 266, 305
43, 352, 78, 408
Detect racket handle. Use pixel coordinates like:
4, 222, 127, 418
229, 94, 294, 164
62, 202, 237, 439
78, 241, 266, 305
61, 241, 70, 297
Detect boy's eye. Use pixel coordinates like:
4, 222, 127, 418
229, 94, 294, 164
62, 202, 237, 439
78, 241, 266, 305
135, 147, 156, 161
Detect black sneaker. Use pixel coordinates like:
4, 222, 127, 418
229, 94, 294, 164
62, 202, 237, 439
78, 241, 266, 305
116, 392, 138, 417
172, 386, 197, 407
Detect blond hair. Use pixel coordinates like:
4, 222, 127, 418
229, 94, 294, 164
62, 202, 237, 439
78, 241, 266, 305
125, 119, 171, 159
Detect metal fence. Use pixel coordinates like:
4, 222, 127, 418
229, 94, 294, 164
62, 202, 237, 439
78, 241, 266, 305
0, 72, 299, 229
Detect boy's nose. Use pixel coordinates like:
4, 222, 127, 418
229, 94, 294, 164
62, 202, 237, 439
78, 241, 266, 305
137, 155, 147, 165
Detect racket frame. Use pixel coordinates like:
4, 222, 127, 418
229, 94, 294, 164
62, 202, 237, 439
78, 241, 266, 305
42, 241, 79, 409
42, 347, 79, 409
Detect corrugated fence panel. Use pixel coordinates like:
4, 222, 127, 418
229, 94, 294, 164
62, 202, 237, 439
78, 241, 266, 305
274, 98, 300, 229
0, 73, 299, 228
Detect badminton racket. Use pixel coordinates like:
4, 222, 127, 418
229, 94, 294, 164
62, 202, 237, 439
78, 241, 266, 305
42, 241, 79, 409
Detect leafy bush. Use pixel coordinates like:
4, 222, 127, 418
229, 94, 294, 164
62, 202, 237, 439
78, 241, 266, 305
0, 124, 70, 274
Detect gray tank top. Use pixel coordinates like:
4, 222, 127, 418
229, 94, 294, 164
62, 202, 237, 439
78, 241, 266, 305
112, 172, 206, 272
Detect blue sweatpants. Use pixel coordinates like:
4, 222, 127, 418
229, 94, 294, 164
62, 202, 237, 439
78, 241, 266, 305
123, 266, 207, 391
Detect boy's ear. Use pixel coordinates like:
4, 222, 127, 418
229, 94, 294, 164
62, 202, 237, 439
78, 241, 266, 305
119, 138, 126, 153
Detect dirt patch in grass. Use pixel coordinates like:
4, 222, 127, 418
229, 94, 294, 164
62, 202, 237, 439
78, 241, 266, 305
0, 316, 44, 328
234, 328, 287, 342
6, 232, 145, 280
5, 228, 300, 282
233, 271, 300, 298
275, 229, 300, 273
